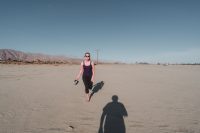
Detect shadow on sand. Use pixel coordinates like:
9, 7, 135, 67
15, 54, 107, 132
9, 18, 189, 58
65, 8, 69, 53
98, 95, 128, 133
89, 81, 104, 100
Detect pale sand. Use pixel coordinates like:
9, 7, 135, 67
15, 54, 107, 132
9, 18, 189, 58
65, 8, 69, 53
0, 64, 200, 133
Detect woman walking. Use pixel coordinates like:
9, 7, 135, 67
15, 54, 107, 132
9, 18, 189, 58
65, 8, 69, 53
75, 52, 95, 102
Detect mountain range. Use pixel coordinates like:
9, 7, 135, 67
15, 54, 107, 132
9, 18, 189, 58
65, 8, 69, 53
0, 49, 82, 64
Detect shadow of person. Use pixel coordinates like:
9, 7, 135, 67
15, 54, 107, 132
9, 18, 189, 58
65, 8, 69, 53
98, 95, 128, 133
89, 81, 104, 101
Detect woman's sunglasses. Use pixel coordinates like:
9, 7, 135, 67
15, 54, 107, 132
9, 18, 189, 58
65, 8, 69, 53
85, 55, 90, 57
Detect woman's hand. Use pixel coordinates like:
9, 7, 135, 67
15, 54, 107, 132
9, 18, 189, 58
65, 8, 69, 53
75, 75, 80, 81
91, 77, 94, 83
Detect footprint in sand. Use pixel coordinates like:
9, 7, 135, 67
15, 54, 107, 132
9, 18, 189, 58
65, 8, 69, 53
48, 128, 66, 131
64, 122, 75, 132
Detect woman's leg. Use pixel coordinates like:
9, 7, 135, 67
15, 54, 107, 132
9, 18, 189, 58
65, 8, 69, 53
82, 76, 90, 101
82, 76, 89, 93
89, 80, 93, 90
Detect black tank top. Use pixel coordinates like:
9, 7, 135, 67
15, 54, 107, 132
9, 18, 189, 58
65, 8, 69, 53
83, 61, 92, 76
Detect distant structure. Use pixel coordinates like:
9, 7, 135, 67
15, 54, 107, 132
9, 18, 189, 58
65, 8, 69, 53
95, 49, 99, 65
135, 61, 149, 65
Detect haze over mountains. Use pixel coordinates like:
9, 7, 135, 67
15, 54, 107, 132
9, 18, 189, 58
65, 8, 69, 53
0, 49, 82, 64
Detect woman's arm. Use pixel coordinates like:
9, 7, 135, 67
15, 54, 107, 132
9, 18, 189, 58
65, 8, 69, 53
91, 62, 95, 83
75, 62, 84, 80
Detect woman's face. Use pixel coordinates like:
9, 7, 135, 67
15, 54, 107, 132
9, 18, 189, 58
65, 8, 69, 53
84, 54, 90, 60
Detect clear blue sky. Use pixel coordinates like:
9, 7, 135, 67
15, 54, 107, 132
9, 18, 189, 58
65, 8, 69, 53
0, 0, 200, 63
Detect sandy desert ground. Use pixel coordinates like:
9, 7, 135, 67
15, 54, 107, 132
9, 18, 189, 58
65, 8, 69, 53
0, 64, 200, 133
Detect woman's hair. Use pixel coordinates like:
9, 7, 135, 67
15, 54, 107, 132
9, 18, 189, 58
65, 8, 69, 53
84, 52, 90, 57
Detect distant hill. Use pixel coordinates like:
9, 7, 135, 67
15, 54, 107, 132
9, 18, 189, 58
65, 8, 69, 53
0, 49, 82, 64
